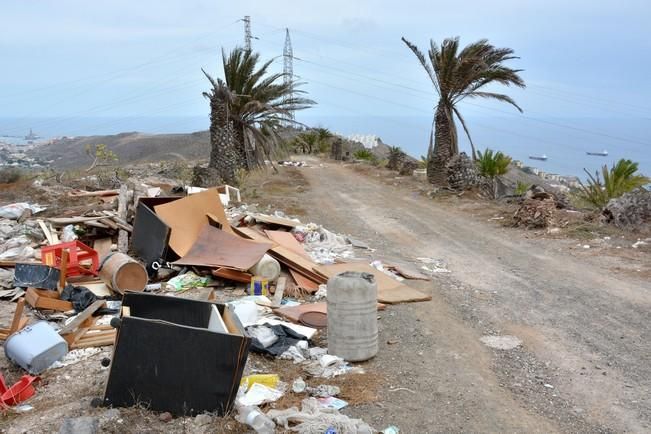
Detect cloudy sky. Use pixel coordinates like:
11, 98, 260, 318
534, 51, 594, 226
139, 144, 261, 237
2, 0, 651, 171
3, 0, 650, 116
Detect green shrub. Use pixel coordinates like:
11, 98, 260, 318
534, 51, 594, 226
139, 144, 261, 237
515, 181, 531, 195
353, 149, 376, 161
0, 167, 22, 184
476, 149, 512, 178
577, 159, 650, 208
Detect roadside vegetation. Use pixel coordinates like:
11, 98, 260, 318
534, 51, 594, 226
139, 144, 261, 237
577, 159, 650, 208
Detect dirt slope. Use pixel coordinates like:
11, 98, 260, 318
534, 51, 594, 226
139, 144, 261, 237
28, 131, 210, 169
290, 158, 650, 433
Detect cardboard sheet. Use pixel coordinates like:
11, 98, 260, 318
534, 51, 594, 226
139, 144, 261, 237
174, 225, 271, 270
264, 230, 311, 259
317, 262, 431, 304
154, 189, 233, 257
289, 269, 320, 292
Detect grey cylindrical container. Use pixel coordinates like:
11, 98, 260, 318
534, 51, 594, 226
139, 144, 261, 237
327, 271, 378, 361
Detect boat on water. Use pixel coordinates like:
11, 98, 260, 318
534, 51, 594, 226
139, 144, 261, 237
586, 150, 608, 156
529, 154, 548, 161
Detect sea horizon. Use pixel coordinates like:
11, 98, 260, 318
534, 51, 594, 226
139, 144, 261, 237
1, 115, 649, 180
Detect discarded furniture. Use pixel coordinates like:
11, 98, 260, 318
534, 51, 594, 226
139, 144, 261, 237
41, 241, 99, 277
131, 197, 177, 268
0, 298, 29, 340
102, 292, 251, 416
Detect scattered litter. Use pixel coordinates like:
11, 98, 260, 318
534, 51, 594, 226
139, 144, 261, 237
0, 203, 45, 220
307, 384, 340, 398
316, 396, 348, 410
241, 374, 280, 391
237, 382, 285, 406
479, 335, 522, 350
544, 384, 554, 389
50, 348, 103, 368
292, 377, 307, 393
165, 271, 210, 291
416, 257, 451, 274
268, 398, 373, 434
381, 426, 400, 434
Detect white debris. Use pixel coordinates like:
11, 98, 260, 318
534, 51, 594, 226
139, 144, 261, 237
480, 335, 522, 350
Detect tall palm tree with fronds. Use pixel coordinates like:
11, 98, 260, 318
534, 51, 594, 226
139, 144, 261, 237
206, 48, 314, 172
402, 36, 525, 185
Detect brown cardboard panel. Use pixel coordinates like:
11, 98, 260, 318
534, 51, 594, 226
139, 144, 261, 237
264, 230, 311, 259
274, 302, 327, 323
174, 225, 272, 270
289, 269, 320, 292
317, 262, 431, 304
154, 189, 233, 257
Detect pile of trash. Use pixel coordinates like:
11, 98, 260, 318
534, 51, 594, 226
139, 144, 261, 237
0, 179, 430, 433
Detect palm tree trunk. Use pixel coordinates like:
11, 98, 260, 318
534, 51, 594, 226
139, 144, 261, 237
428, 101, 457, 185
234, 124, 253, 170
208, 98, 239, 185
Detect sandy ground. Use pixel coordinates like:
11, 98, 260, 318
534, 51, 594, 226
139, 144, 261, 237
282, 158, 650, 433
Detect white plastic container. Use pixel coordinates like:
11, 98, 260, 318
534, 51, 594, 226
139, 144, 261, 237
248, 254, 280, 282
4, 321, 68, 374
327, 271, 378, 361
236, 405, 275, 433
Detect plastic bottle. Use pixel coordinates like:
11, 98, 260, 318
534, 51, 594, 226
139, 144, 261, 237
236, 405, 275, 433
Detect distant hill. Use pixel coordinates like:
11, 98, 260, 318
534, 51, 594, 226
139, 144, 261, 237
28, 130, 210, 169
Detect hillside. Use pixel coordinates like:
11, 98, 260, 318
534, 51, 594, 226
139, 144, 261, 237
28, 130, 210, 169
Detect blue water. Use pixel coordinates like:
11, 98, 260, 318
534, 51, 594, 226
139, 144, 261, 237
1, 115, 650, 180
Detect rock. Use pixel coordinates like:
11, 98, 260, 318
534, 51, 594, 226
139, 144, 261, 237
445, 153, 487, 191
59, 417, 99, 434
480, 335, 522, 350
194, 413, 213, 426
399, 160, 419, 176
159, 412, 173, 423
603, 189, 651, 229
191, 166, 223, 188
103, 408, 120, 421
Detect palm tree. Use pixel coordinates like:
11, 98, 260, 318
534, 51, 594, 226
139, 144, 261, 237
201, 75, 239, 184
402, 36, 525, 185
386, 146, 406, 171
216, 48, 314, 170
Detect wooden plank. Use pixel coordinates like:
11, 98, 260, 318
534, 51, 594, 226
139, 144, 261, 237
117, 184, 129, 253
212, 267, 252, 283
235, 227, 327, 284
37, 219, 54, 245
25, 287, 73, 311
68, 189, 119, 197
289, 269, 320, 292
270, 277, 286, 308
98, 218, 119, 230
47, 216, 106, 225
58, 249, 69, 294
93, 238, 113, 258
9, 298, 26, 335
317, 262, 432, 304
58, 300, 106, 336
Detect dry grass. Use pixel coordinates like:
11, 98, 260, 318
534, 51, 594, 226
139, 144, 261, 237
240, 166, 308, 217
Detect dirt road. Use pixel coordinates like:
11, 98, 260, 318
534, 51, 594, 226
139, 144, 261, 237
293, 160, 650, 433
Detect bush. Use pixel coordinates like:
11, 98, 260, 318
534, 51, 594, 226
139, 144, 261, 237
476, 149, 512, 178
353, 149, 376, 162
515, 181, 531, 195
0, 167, 22, 184
578, 159, 650, 208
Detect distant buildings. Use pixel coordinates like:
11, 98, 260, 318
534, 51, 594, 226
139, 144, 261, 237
513, 160, 581, 189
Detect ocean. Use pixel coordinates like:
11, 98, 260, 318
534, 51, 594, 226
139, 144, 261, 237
1, 115, 649, 180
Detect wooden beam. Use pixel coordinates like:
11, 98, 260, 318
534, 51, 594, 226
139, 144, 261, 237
58, 249, 69, 294
117, 184, 129, 253
58, 300, 106, 336
8, 298, 26, 335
